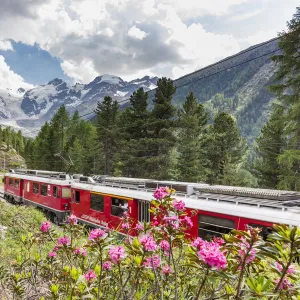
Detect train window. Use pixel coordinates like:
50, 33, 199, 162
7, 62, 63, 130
90, 193, 104, 212
9, 178, 13, 186
14, 179, 19, 188
138, 200, 150, 222
111, 198, 128, 217
198, 215, 235, 240
33, 182, 39, 194
53, 186, 60, 198
41, 184, 47, 196
62, 188, 71, 198
26, 182, 30, 192
75, 190, 80, 203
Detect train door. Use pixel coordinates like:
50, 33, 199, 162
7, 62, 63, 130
138, 200, 151, 223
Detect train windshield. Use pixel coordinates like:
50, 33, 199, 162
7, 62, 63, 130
62, 187, 71, 198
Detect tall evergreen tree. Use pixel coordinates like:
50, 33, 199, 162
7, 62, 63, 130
177, 92, 208, 182
270, 7, 300, 190
253, 106, 286, 188
203, 112, 246, 185
95, 96, 119, 175
118, 88, 151, 177
147, 77, 176, 180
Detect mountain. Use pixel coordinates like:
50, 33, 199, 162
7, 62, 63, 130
0, 38, 280, 140
0, 75, 158, 136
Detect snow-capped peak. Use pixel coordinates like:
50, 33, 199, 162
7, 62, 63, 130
100, 74, 123, 85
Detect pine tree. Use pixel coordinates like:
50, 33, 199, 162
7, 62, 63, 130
147, 78, 176, 180
270, 7, 300, 190
95, 96, 119, 175
253, 106, 286, 188
203, 112, 246, 185
118, 88, 151, 177
177, 92, 208, 182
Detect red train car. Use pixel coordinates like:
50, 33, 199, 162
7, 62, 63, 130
4, 173, 24, 203
71, 177, 300, 239
4, 170, 73, 223
71, 180, 151, 234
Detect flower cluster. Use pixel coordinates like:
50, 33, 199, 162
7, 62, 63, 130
238, 239, 256, 264
135, 223, 144, 231
143, 255, 161, 269
88, 228, 107, 240
275, 278, 293, 290
172, 199, 185, 210
84, 270, 97, 282
121, 222, 130, 230
153, 186, 169, 200
163, 216, 180, 229
109, 246, 126, 264
139, 234, 157, 251
66, 214, 78, 225
103, 261, 112, 270
192, 238, 227, 270
40, 221, 51, 233
74, 248, 87, 257
57, 236, 71, 246
162, 265, 172, 275
275, 262, 296, 274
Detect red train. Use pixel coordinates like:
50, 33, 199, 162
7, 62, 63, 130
4, 169, 300, 239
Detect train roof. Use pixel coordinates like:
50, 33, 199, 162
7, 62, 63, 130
5, 171, 73, 186
72, 181, 300, 227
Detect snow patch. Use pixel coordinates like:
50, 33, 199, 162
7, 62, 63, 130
27, 84, 57, 104
115, 90, 128, 97
100, 74, 122, 85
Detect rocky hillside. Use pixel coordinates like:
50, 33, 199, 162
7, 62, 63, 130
148, 38, 279, 141
0, 142, 26, 170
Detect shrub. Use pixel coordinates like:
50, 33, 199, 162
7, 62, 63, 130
0, 187, 300, 299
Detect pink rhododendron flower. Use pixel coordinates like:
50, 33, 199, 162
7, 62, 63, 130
238, 239, 256, 264
40, 221, 51, 233
121, 222, 130, 230
53, 245, 60, 251
213, 237, 225, 246
143, 255, 161, 269
275, 262, 296, 274
163, 216, 180, 229
84, 270, 97, 281
66, 214, 78, 225
152, 220, 159, 226
103, 261, 112, 270
48, 251, 57, 258
74, 248, 86, 257
191, 237, 205, 249
162, 265, 172, 275
57, 236, 71, 246
172, 199, 185, 210
153, 186, 169, 200
182, 216, 193, 228
197, 241, 227, 269
135, 223, 144, 231
88, 228, 107, 240
109, 246, 126, 264
275, 278, 293, 290
139, 234, 157, 251
159, 240, 170, 251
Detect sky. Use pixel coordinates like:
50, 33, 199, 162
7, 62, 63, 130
0, 0, 298, 91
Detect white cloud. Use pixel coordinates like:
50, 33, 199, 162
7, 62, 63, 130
0, 40, 13, 51
61, 59, 98, 83
0, 0, 255, 82
128, 25, 147, 40
244, 30, 276, 45
0, 56, 34, 92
